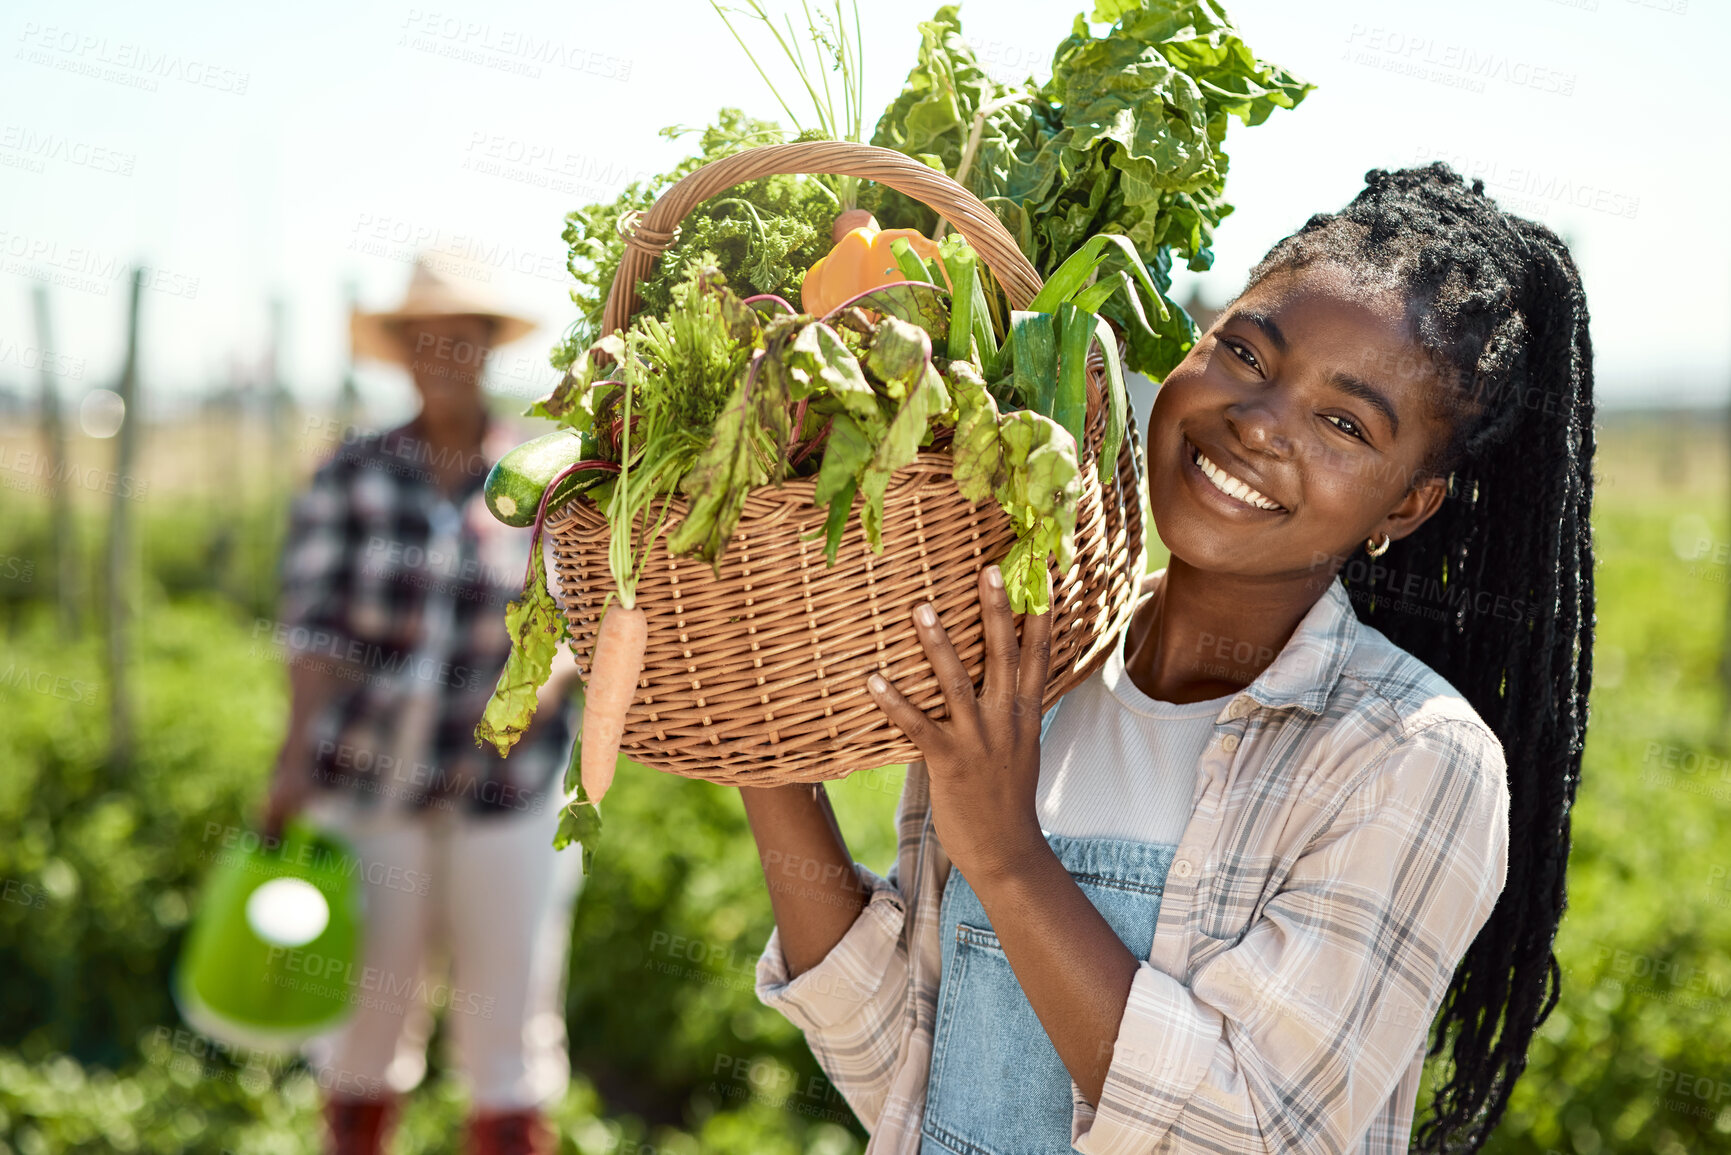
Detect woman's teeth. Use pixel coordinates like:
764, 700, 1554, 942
1193, 448, 1284, 511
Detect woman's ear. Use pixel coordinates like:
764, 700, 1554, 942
1381, 474, 1449, 544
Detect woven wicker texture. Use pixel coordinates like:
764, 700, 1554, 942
555, 142, 1147, 784
603, 142, 1043, 335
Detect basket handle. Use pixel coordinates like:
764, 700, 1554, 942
601, 141, 1044, 335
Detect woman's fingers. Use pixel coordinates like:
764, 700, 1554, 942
1014, 603, 1054, 732
910, 601, 982, 740
866, 672, 947, 759
977, 565, 1020, 716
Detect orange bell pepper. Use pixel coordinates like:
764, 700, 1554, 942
800, 216, 946, 316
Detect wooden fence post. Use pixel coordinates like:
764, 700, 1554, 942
106, 269, 143, 771
337, 280, 361, 434
31, 285, 78, 636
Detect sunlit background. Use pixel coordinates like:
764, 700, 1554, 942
2, 0, 1724, 417
3, 1, 1729, 1152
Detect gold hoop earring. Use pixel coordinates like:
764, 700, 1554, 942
1366, 534, 1391, 558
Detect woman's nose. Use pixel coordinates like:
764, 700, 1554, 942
1226, 400, 1293, 459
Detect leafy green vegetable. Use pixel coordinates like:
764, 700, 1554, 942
938, 236, 980, 363
1092, 316, 1129, 480
780, 321, 890, 562
530, 334, 625, 431
557, 713, 605, 876
866, 2, 1312, 379
825, 280, 950, 344
870, 8, 1016, 196
666, 315, 808, 566
812, 416, 875, 559
1007, 310, 1058, 414
1053, 302, 1094, 452
948, 361, 1003, 503
888, 236, 938, 287
665, 355, 774, 564
556, 726, 602, 874
629, 263, 763, 432
935, 357, 1086, 612
553, 110, 838, 364
784, 321, 881, 427
553, 799, 601, 875
864, 315, 934, 398
994, 410, 1083, 613
858, 318, 951, 548
474, 551, 565, 757
546, 262, 768, 591
1027, 232, 1170, 320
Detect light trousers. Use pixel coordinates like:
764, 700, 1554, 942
302, 793, 582, 1111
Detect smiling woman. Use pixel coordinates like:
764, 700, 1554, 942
1220, 164, 1597, 1152
743, 161, 1594, 1155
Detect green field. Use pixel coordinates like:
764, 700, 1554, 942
1, 410, 1727, 1153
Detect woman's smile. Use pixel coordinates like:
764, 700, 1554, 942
1180, 436, 1289, 514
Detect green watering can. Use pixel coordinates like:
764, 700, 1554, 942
174, 818, 364, 1053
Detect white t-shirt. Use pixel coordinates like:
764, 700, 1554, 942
1036, 604, 1235, 844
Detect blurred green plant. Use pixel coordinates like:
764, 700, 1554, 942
0, 490, 894, 1151
1475, 483, 1731, 1154
3, 423, 1731, 1153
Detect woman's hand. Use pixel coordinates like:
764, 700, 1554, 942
866, 563, 1053, 882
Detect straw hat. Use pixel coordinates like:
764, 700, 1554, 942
350, 257, 538, 366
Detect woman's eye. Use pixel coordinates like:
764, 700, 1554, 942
1325, 414, 1365, 440
1221, 338, 1260, 372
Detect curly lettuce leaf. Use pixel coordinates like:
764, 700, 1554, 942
868, 8, 1016, 193
1044, 1, 1313, 281
553, 109, 837, 364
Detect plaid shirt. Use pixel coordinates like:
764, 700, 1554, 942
278, 418, 571, 817
755, 570, 1509, 1153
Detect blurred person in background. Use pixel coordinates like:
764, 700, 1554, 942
262, 257, 583, 1155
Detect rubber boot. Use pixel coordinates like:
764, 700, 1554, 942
323, 1095, 398, 1155
468, 1108, 555, 1155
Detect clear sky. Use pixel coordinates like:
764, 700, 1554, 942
2, 0, 1724, 421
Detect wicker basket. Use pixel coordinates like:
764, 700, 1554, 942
546, 141, 1147, 786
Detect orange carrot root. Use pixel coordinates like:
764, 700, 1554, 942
581, 604, 648, 805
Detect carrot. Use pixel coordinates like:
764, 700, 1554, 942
581, 601, 647, 805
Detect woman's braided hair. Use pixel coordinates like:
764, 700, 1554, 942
1245, 163, 1595, 1151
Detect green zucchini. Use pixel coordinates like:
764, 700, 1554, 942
484, 430, 604, 527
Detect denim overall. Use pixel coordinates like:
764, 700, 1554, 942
918, 833, 1176, 1155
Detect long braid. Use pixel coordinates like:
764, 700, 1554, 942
1245, 164, 1595, 1152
